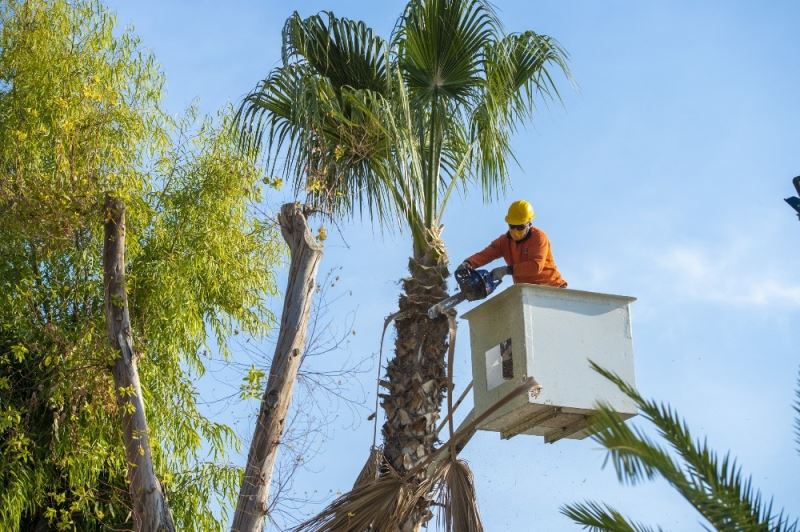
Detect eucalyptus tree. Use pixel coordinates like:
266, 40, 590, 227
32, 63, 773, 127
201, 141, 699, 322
0, 1, 281, 529
235, 0, 568, 528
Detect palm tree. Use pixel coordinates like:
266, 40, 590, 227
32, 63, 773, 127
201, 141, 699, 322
562, 362, 799, 531
235, 1, 568, 528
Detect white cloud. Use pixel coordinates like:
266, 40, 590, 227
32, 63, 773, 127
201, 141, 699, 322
654, 244, 800, 307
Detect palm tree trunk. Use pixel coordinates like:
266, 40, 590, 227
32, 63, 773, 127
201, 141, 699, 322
103, 196, 175, 531
381, 239, 450, 531
232, 202, 323, 532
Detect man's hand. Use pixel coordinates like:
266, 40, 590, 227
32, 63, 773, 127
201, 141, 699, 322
455, 261, 472, 275
490, 265, 511, 282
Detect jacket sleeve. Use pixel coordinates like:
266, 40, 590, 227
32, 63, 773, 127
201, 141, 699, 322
465, 237, 503, 268
511, 230, 548, 276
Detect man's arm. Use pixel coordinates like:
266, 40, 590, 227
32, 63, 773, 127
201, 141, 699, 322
465, 238, 503, 268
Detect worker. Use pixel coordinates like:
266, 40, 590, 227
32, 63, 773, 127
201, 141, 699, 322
457, 200, 567, 288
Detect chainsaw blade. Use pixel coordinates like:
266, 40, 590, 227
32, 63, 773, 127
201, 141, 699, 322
427, 292, 467, 319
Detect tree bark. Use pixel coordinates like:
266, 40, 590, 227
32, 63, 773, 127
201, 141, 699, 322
103, 196, 175, 531
232, 202, 323, 532
381, 244, 451, 531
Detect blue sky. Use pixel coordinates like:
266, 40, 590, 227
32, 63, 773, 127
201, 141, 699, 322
107, 1, 800, 529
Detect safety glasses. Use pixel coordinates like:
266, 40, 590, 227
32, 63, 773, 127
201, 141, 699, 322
508, 223, 528, 231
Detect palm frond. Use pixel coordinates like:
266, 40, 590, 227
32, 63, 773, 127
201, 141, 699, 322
586, 401, 682, 487
494, 31, 570, 115
235, 48, 401, 226
395, 0, 499, 104
353, 446, 384, 490
433, 459, 483, 532
469, 31, 569, 200
282, 11, 388, 94
586, 362, 799, 532
295, 449, 458, 531
238, 1, 569, 250
298, 378, 538, 532
468, 99, 512, 199
561, 500, 660, 532
293, 472, 417, 531
436, 112, 476, 218
382, 69, 433, 250
304, 85, 399, 223
235, 64, 313, 172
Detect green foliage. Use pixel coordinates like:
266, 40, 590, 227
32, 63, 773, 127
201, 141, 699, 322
132, 107, 281, 531
562, 501, 660, 532
562, 362, 799, 532
0, 0, 166, 244
237, 0, 569, 258
0, 1, 281, 530
239, 365, 267, 400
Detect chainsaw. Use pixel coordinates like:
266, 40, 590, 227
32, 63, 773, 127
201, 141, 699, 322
427, 266, 503, 319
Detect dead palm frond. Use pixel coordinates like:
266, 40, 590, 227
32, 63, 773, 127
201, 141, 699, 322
433, 458, 483, 532
295, 469, 426, 532
296, 454, 460, 532
296, 378, 536, 531
352, 446, 385, 490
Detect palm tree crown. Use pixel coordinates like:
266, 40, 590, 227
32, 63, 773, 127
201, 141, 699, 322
237, 0, 568, 258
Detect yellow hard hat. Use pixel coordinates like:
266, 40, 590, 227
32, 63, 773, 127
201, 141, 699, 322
504, 200, 535, 225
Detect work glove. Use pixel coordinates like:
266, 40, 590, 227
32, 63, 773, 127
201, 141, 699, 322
490, 265, 512, 282
455, 261, 472, 275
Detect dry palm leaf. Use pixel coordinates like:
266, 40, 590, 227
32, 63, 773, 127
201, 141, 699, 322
294, 469, 418, 531
353, 446, 384, 489
433, 459, 483, 532
297, 379, 536, 531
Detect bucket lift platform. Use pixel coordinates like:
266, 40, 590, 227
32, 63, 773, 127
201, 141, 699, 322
461, 283, 637, 443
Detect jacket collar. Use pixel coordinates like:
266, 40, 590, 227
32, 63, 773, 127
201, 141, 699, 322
505, 227, 534, 244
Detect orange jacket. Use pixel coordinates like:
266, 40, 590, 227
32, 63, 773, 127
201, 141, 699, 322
465, 227, 567, 287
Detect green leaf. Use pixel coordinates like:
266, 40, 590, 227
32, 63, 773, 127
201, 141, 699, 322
564, 362, 800, 532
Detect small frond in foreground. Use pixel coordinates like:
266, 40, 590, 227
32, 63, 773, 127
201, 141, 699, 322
562, 501, 660, 532
561, 362, 799, 532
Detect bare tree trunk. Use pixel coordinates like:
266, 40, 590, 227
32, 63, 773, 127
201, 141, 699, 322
103, 195, 175, 532
232, 202, 323, 532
